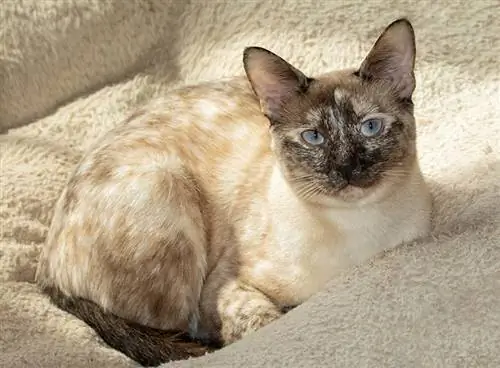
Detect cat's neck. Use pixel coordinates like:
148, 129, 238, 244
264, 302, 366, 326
266, 159, 432, 251
245, 161, 431, 306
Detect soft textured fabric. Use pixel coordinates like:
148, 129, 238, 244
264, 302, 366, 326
1, 1, 499, 367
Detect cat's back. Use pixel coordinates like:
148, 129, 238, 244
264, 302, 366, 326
91, 76, 269, 183
53, 76, 272, 238
45, 75, 272, 251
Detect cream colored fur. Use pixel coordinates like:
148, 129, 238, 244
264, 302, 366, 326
0, 1, 499, 367
251, 162, 431, 306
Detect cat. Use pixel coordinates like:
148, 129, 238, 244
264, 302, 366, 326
36, 18, 432, 366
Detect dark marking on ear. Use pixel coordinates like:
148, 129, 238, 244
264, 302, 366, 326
305, 77, 316, 89
243, 47, 310, 121
359, 18, 416, 99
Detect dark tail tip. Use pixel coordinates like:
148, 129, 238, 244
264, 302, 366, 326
42, 285, 215, 366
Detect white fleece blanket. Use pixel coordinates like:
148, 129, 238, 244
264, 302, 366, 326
1, 1, 499, 367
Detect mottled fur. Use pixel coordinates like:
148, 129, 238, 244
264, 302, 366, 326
36, 19, 432, 366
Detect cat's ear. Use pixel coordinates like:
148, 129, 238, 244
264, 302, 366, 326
243, 47, 310, 121
359, 18, 416, 99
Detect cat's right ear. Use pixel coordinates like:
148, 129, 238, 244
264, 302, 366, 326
358, 18, 416, 99
243, 47, 310, 121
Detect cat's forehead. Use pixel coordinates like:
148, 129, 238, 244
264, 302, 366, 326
306, 89, 380, 123
305, 71, 382, 123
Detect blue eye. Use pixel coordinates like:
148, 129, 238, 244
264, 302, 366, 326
301, 130, 325, 145
360, 119, 383, 137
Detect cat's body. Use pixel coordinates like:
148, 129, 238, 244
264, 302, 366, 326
36, 19, 432, 366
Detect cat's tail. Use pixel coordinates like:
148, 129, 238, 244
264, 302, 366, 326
42, 285, 214, 367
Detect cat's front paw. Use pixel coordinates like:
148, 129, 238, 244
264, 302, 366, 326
219, 292, 283, 344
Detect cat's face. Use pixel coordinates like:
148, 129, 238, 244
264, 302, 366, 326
268, 73, 417, 204
244, 19, 418, 204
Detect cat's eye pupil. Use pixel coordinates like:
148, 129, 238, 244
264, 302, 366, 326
301, 130, 325, 145
360, 119, 383, 137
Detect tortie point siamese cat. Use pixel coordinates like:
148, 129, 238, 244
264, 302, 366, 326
37, 18, 432, 366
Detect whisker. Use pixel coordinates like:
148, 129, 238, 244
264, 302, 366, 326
293, 178, 328, 201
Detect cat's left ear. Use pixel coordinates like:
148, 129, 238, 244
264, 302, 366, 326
359, 18, 416, 99
243, 47, 310, 121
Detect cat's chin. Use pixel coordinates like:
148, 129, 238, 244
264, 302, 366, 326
304, 181, 392, 208
329, 186, 378, 206
335, 185, 372, 202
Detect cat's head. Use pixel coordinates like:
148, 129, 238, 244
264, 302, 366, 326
244, 19, 419, 205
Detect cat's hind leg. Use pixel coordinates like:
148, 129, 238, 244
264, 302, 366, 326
37, 146, 208, 332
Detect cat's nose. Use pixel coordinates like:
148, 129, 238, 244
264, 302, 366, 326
336, 155, 361, 182
337, 164, 354, 182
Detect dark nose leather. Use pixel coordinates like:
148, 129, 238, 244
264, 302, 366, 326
334, 155, 361, 183
337, 164, 354, 181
